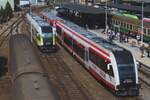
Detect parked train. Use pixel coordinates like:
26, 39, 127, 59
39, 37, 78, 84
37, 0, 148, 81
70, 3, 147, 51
40, 10, 140, 96
110, 12, 150, 43
9, 34, 59, 100
26, 13, 57, 52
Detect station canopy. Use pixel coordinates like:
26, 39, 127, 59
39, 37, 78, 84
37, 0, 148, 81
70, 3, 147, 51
59, 3, 106, 14
99, 3, 150, 13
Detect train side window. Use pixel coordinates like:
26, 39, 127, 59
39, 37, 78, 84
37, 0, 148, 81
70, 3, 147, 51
121, 22, 123, 27
123, 23, 126, 28
112, 19, 114, 24
118, 21, 120, 25
73, 41, 78, 53
144, 28, 147, 35
89, 48, 97, 64
89, 48, 107, 73
56, 26, 61, 36
115, 20, 117, 24
73, 40, 85, 60
64, 33, 72, 47
134, 26, 138, 31
130, 24, 132, 30
116, 20, 118, 25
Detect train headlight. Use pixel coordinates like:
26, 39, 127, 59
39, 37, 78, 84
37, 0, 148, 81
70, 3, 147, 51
123, 79, 133, 84
41, 34, 45, 37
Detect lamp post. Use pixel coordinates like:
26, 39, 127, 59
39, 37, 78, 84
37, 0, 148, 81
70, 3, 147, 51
105, 0, 108, 33
141, 2, 144, 43
30, 0, 33, 42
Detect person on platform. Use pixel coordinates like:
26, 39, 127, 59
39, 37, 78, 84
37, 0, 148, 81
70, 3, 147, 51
136, 34, 141, 45
127, 31, 130, 42
146, 44, 150, 57
140, 44, 145, 58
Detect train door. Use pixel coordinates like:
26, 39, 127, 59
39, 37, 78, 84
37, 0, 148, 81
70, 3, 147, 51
56, 25, 63, 44
85, 47, 89, 69
61, 29, 65, 45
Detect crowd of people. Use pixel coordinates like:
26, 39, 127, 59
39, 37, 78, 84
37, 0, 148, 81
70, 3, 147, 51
106, 29, 150, 58
107, 29, 130, 43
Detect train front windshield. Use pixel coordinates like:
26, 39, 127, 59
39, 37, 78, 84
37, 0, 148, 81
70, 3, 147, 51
42, 26, 53, 37
113, 51, 136, 85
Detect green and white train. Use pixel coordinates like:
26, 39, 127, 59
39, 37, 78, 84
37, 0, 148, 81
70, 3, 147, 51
110, 12, 150, 43
26, 13, 57, 52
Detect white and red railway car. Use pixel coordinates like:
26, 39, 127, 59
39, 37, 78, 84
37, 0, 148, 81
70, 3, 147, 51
41, 10, 140, 96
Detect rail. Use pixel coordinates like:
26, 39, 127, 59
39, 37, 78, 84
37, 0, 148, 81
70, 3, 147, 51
138, 60, 150, 72
0, 17, 23, 47
137, 60, 150, 86
0, 9, 29, 48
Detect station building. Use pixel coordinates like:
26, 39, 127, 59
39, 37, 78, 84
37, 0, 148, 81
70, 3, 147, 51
0, 0, 14, 10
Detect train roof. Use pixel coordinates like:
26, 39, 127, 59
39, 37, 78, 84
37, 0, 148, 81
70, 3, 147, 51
112, 13, 150, 28
42, 10, 124, 52
59, 3, 105, 14
98, 3, 150, 13
29, 13, 50, 27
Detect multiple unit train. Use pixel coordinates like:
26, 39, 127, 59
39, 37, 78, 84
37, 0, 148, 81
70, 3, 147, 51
26, 13, 57, 52
9, 34, 59, 100
40, 10, 140, 96
110, 12, 150, 43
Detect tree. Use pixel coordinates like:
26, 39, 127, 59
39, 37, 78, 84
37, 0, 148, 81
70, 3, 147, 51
0, 7, 7, 23
0, 7, 3, 23
5, 2, 13, 20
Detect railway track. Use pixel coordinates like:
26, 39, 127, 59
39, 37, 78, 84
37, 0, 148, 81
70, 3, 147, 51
0, 16, 24, 48
138, 61, 150, 86
21, 11, 150, 99
23, 14, 93, 100
40, 50, 93, 100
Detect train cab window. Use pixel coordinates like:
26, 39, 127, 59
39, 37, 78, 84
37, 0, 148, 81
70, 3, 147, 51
42, 26, 52, 33
56, 26, 62, 36
36, 33, 41, 40
127, 24, 129, 29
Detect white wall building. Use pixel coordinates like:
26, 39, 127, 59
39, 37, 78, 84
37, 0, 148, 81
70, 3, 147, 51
20, 0, 46, 6
0, 0, 14, 10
